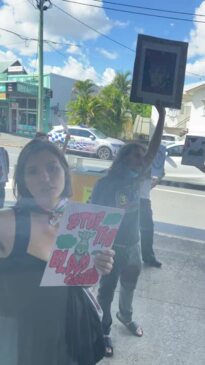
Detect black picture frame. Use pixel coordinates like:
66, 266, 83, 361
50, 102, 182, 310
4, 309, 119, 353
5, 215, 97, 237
130, 34, 188, 109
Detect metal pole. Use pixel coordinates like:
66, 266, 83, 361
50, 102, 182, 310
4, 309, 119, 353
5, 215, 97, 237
37, 0, 44, 132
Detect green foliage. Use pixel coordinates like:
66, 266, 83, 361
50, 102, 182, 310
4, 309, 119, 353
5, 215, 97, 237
66, 73, 151, 137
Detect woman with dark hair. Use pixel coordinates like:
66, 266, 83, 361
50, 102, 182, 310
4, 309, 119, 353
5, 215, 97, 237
91, 103, 165, 357
0, 139, 114, 365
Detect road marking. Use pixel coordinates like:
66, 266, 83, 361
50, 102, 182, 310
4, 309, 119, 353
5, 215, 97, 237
155, 187, 205, 198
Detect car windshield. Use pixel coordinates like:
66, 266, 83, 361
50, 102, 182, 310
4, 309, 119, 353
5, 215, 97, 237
89, 128, 107, 139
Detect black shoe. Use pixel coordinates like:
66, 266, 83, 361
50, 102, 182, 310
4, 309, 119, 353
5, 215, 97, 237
143, 257, 162, 268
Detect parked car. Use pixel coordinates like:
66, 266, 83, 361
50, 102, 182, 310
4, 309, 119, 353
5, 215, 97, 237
164, 141, 205, 186
161, 133, 181, 146
48, 125, 124, 160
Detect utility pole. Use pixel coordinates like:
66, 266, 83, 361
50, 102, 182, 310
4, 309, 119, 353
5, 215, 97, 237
36, 0, 52, 132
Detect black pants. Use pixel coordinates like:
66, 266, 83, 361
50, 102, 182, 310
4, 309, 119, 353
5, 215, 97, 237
0, 184, 5, 208
140, 198, 155, 261
97, 243, 142, 335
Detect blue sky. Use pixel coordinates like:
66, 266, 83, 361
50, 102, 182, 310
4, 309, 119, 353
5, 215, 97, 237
0, 0, 205, 85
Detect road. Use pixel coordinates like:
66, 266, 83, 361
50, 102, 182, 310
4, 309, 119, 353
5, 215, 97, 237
5, 147, 205, 243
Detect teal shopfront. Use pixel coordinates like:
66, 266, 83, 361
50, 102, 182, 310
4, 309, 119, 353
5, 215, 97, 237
0, 65, 52, 137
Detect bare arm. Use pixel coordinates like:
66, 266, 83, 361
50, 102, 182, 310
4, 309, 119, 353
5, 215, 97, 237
143, 103, 166, 169
0, 209, 15, 258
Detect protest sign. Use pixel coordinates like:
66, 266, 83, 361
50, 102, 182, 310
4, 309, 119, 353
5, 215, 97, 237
130, 34, 188, 109
0, 148, 8, 184
182, 135, 205, 167
151, 144, 166, 178
41, 201, 124, 287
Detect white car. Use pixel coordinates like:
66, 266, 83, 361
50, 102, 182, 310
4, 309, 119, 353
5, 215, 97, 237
161, 133, 182, 146
164, 142, 205, 186
48, 125, 124, 160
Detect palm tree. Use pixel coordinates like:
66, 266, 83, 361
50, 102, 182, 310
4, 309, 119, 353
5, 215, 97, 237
72, 79, 95, 99
67, 79, 98, 125
112, 71, 131, 95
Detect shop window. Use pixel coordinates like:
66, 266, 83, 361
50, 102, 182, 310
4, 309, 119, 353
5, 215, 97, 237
19, 111, 27, 125
28, 113, 36, 126
17, 98, 27, 109
28, 99, 36, 109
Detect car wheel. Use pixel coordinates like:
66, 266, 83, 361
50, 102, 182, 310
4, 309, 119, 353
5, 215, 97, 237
97, 146, 112, 160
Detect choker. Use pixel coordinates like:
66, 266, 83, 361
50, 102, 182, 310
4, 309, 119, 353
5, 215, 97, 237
17, 198, 68, 226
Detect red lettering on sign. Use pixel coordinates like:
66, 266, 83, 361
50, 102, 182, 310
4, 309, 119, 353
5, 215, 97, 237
49, 249, 68, 274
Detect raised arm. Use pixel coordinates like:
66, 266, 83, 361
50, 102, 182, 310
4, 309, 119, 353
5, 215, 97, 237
143, 103, 166, 169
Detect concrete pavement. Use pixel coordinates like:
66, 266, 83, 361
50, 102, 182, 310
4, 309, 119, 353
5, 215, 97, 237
99, 234, 205, 365
0, 132, 30, 148
2, 133, 205, 364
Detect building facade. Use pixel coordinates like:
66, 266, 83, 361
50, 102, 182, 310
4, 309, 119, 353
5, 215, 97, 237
0, 60, 77, 137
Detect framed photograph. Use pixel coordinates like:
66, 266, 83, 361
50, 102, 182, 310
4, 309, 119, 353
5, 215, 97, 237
182, 135, 205, 167
130, 34, 188, 109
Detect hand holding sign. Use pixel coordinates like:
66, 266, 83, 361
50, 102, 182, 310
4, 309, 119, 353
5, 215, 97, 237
94, 249, 115, 275
41, 201, 124, 287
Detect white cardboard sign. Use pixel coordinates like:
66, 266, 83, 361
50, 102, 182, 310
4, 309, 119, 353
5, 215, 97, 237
41, 201, 124, 287
182, 135, 205, 167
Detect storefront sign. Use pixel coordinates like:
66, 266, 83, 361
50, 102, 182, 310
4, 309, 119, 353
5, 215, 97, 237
7, 83, 16, 92
8, 65, 24, 73
0, 93, 6, 100
17, 82, 38, 96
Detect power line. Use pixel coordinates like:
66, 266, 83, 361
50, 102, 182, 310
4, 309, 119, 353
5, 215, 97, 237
26, 0, 37, 9
0, 27, 82, 48
59, 0, 205, 24
53, 3, 135, 52
91, 0, 205, 18
0, 9, 204, 80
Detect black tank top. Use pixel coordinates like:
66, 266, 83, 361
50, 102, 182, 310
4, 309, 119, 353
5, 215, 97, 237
0, 206, 104, 365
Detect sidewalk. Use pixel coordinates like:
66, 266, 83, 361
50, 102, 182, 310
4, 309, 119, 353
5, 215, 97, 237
0, 133, 30, 148
99, 233, 205, 365
2, 132, 205, 364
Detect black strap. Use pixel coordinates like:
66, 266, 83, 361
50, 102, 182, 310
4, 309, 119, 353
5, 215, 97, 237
10, 207, 31, 257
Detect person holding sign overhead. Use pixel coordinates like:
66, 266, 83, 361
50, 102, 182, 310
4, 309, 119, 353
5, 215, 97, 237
0, 139, 115, 365
91, 103, 166, 357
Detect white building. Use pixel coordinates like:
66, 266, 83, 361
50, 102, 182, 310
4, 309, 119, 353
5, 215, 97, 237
151, 82, 205, 137
44, 73, 77, 126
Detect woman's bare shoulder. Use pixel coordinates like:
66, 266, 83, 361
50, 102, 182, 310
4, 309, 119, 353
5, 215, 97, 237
0, 208, 16, 257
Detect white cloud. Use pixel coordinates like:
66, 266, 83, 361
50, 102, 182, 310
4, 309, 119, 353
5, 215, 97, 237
41, 56, 115, 86
0, 48, 18, 62
100, 68, 116, 86
66, 44, 83, 55
0, 0, 113, 56
96, 48, 118, 60
188, 1, 205, 58
186, 58, 205, 78
114, 20, 129, 28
